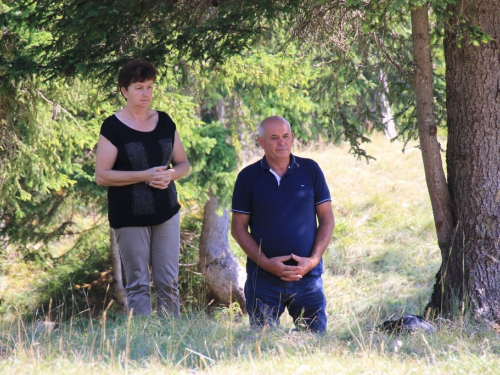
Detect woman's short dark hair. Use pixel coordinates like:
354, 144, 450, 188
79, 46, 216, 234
118, 60, 158, 90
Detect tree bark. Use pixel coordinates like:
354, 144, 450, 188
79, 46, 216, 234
110, 228, 127, 308
437, 0, 500, 321
411, 5, 456, 316
199, 194, 247, 312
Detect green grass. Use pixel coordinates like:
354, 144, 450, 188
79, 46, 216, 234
3, 133, 500, 374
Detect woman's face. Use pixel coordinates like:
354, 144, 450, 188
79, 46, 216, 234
121, 79, 154, 108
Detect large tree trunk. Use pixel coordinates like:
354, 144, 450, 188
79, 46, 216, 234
411, 5, 456, 316
443, 0, 500, 320
199, 194, 247, 312
432, 0, 500, 321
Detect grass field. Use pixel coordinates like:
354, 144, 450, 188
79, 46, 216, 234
2, 134, 500, 374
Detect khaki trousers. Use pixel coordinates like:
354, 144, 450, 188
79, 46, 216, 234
114, 212, 181, 317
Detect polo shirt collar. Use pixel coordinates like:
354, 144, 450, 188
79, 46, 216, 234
260, 154, 300, 171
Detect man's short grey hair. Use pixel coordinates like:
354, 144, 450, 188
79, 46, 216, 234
258, 116, 292, 138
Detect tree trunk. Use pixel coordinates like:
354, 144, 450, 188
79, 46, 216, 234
378, 69, 397, 139
199, 194, 247, 312
411, 5, 456, 316
110, 228, 127, 308
436, 0, 500, 321
197, 96, 246, 312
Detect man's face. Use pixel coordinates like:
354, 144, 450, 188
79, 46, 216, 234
257, 119, 294, 162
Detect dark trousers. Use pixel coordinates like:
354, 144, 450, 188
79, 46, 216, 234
245, 272, 327, 332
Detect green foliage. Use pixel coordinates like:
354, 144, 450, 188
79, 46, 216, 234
183, 122, 237, 206
431, 0, 494, 48
1, 6, 116, 314
4, 0, 300, 82
2, 0, 426, 158
150, 88, 220, 204
155, 42, 333, 203
3, 0, 438, 163
0, 77, 110, 258
269, 2, 416, 156
0, 79, 99, 217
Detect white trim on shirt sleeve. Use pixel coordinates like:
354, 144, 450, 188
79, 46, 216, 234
315, 198, 332, 205
231, 209, 251, 214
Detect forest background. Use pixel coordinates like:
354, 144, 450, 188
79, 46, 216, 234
2, 1, 500, 373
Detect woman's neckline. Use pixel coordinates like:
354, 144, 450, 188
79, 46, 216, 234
114, 110, 159, 133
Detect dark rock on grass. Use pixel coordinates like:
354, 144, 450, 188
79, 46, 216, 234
378, 314, 436, 334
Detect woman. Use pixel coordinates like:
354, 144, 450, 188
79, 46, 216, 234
95, 60, 189, 317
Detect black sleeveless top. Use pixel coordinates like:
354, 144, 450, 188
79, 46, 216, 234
99, 111, 181, 228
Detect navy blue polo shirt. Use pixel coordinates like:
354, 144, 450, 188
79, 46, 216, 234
232, 154, 331, 278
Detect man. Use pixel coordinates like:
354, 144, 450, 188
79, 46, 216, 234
231, 116, 335, 332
